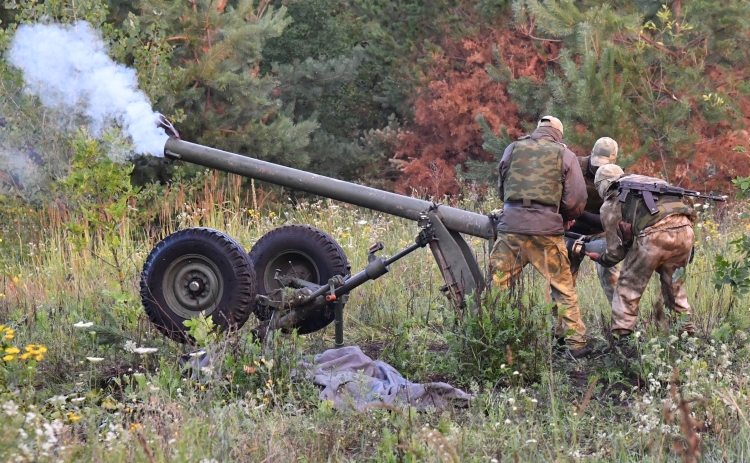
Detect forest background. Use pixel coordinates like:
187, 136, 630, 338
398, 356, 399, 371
1, 0, 750, 202
2, 1, 750, 461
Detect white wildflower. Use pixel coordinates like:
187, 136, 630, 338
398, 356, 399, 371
71, 397, 86, 403
123, 340, 137, 353
73, 321, 94, 328
357, 220, 367, 225
133, 347, 158, 355
86, 357, 104, 363
3, 400, 19, 416
525, 439, 538, 444
47, 395, 66, 406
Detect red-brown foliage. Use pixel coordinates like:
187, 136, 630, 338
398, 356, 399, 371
396, 29, 750, 197
394, 29, 558, 197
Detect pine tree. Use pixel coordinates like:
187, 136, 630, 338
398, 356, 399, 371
139, 0, 317, 169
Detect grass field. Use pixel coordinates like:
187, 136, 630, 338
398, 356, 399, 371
1, 173, 749, 462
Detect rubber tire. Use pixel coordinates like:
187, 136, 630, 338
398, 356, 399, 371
248, 225, 349, 334
140, 227, 256, 344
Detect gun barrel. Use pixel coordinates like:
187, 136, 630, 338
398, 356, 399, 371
164, 139, 496, 239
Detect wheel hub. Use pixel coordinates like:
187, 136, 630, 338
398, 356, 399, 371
163, 254, 224, 318
264, 251, 321, 293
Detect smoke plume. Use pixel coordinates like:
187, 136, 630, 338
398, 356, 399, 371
6, 21, 167, 156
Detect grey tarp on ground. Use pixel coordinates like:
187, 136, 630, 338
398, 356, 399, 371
307, 346, 471, 411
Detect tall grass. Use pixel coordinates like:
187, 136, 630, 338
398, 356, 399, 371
1, 176, 749, 462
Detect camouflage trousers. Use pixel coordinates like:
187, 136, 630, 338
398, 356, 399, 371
611, 216, 695, 334
489, 233, 586, 348
569, 233, 620, 306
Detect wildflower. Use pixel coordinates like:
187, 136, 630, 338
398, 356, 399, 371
86, 357, 104, 363
71, 397, 86, 403
67, 412, 81, 422
513, 371, 520, 376
1, 327, 15, 340
48, 396, 66, 406
3, 400, 19, 416
2, 354, 15, 362
117, 340, 136, 354
504, 419, 511, 424
5, 347, 20, 355
526, 439, 538, 444
243, 365, 256, 374
25, 344, 46, 355
73, 322, 93, 328
357, 220, 367, 225
133, 347, 158, 355
129, 423, 142, 432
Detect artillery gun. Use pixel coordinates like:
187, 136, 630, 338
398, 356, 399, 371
140, 123, 606, 345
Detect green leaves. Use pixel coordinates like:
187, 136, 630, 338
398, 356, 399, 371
713, 236, 750, 295
733, 176, 750, 199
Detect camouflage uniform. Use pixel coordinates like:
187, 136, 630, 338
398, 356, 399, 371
491, 118, 588, 349
595, 171, 697, 335
568, 138, 620, 305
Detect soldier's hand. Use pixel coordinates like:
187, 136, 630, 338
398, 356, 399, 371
585, 251, 600, 261
563, 219, 575, 230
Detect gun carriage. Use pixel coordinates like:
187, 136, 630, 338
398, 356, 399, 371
140, 125, 614, 345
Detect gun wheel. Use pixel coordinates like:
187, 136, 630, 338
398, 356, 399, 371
249, 225, 349, 334
140, 227, 256, 344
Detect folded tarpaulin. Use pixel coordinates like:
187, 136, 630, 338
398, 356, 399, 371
308, 346, 471, 411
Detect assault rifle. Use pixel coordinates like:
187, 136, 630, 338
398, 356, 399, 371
617, 180, 726, 215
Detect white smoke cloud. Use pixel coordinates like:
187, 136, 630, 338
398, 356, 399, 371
6, 21, 168, 156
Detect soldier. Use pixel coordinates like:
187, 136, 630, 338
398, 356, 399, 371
568, 137, 620, 305
585, 164, 697, 342
490, 115, 590, 357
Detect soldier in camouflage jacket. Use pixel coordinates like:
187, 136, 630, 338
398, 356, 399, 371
586, 165, 697, 337
491, 116, 590, 356
568, 137, 620, 306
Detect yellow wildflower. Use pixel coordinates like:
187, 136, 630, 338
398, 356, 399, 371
19, 353, 30, 360
2, 354, 15, 362
129, 423, 142, 432
25, 344, 47, 355
5, 347, 20, 355
35, 354, 44, 361
67, 412, 81, 423
263, 397, 269, 403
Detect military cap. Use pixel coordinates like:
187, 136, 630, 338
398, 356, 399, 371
537, 115, 563, 135
594, 163, 625, 199
590, 137, 619, 167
